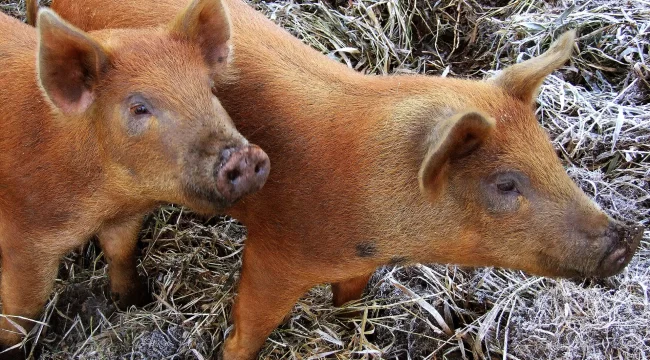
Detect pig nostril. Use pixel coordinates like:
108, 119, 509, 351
255, 164, 261, 174
228, 169, 241, 182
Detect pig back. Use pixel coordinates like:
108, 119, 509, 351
0, 12, 34, 50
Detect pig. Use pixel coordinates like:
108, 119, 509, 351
48, 0, 644, 358
0, 0, 270, 357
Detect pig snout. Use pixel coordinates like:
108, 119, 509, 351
593, 223, 643, 277
216, 145, 270, 203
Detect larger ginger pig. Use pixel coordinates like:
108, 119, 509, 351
46, 0, 644, 358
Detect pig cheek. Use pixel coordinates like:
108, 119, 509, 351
483, 193, 522, 215
523, 202, 594, 275
125, 114, 153, 137
156, 118, 189, 166
177, 137, 224, 208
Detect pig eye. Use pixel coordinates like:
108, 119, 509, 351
130, 103, 150, 116
496, 180, 518, 193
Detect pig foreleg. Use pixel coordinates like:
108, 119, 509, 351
0, 246, 59, 358
331, 273, 372, 307
96, 216, 150, 309
222, 243, 309, 360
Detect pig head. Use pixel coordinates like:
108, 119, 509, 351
382, 31, 643, 278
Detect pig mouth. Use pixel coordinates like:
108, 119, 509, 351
182, 179, 232, 211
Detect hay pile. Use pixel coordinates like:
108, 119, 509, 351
1, 0, 648, 358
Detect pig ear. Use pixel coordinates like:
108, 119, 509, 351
492, 30, 576, 103
168, 0, 231, 70
418, 111, 495, 198
37, 9, 109, 114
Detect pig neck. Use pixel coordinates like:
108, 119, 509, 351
222, 1, 468, 265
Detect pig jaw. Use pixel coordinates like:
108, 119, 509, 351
407, 194, 644, 280
469, 188, 644, 279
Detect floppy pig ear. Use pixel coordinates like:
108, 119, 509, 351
37, 9, 109, 114
492, 30, 576, 103
169, 0, 232, 70
418, 111, 495, 199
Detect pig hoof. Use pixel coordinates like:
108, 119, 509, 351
111, 280, 153, 309
113, 290, 153, 310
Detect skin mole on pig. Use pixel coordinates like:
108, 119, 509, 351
355, 241, 378, 258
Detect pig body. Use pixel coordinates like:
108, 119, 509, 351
0, 0, 270, 356
49, 0, 644, 359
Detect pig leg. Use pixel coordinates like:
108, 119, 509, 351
96, 216, 150, 309
0, 247, 60, 356
331, 273, 373, 307
222, 244, 309, 360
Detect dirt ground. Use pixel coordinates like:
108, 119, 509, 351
0, 0, 648, 359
